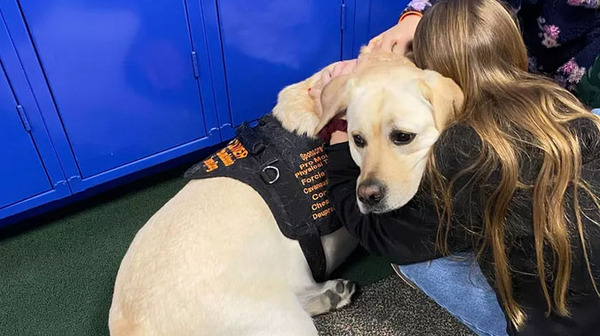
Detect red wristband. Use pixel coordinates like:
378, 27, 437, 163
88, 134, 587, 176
399, 11, 423, 23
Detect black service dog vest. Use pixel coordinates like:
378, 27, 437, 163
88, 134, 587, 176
184, 114, 342, 282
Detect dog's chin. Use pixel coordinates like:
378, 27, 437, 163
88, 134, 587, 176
357, 199, 390, 215
357, 196, 412, 215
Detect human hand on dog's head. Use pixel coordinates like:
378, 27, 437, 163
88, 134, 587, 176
310, 60, 357, 145
313, 49, 416, 138
312, 60, 357, 145
367, 14, 421, 56
309, 59, 357, 104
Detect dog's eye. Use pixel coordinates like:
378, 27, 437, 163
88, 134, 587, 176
352, 134, 366, 148
390, 131, 416, 145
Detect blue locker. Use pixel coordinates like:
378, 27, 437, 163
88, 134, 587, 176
0, 68, 51, 209
343, 0, 410, 59
0, 0, 412, 222
0, 12, 71, 222
214, 0, 344, 127
13, 0, 220, 191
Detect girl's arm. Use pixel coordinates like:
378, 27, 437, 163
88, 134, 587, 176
370, 0, 523, 54
366, 0, 435, 54
326, 143, 461, 264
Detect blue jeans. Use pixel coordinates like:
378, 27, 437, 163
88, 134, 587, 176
397, 253, 508, 336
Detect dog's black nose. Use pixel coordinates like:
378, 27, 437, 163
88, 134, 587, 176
357, 181, 385, 206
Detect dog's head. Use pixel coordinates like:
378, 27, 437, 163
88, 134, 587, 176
317, 58, 463, 214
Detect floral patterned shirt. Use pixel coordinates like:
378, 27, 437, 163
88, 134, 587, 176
404, 0, 600, 90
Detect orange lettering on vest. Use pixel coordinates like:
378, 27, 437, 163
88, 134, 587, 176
227, 139, 248, 159
217, 149, 235, 166
203, 157, 219, 172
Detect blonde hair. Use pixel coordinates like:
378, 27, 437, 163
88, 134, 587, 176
413, 0, 600, 329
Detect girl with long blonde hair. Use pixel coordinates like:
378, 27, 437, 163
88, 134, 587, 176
322, 0, 600, 334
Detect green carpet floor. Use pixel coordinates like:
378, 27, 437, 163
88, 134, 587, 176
0, 163, 392, 336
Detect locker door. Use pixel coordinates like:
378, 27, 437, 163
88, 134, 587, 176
18, 0, 217, 182
343, 0, 410, 58
217, 0, 343, 126
0, 67, 52, 209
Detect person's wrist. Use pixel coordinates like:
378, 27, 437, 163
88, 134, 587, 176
398, 11, 422, 23
401, 14, 421, 32
330, 131, 349, 145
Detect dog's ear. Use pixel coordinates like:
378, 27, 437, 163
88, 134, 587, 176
419, 70, 464, 130
314, 74, 355, 134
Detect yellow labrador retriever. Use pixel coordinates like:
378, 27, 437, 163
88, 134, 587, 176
108, 49, 463, 336
317, 48, 464, 213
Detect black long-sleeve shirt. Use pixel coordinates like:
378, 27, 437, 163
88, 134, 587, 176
326, 119, 600, 336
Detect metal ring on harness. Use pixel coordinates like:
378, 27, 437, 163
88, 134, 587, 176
261, 165, 280, 184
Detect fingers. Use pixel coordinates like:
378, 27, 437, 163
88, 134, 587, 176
367, 21, 418, 55
320, 66, 334, 88
325, 60, 356, 85
391, 41, 406, 55
309, 84, 321, 100
367, 35, 383, 50
309, 59, 357, 104
380, 35, 395, 53
329, 63, 343, 79
335, 59, 357, 76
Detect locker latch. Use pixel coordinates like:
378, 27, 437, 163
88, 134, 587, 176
191, 51, 200, 78
16, 105, 31, 132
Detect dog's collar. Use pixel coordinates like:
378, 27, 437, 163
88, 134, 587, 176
318, 118, 347, 143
